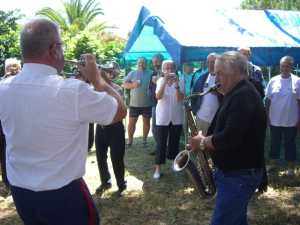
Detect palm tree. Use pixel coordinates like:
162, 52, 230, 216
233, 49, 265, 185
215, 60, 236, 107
36, 0, 105, 34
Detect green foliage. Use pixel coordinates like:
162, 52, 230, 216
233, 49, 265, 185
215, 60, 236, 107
36, 0, 105, 36
35, 0, 126, 75
63, 31, 125, 59
0, 10, 22, 75
241, 0, 300, 10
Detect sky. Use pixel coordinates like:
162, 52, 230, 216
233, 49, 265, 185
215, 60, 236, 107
1, 0, 242, 37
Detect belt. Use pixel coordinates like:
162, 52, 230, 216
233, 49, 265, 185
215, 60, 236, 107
99, 121, 123, 129
221, 168, 262, 177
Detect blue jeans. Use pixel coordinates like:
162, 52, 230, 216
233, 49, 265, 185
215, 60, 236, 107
269, 125, 297, 161
211, 169, 262, 225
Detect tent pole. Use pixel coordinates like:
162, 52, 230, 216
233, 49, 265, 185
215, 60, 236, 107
268, 66, 271, 81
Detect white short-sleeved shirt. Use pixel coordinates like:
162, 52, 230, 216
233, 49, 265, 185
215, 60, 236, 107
265, 74, 300, 127
155, 77, 184, 126
196, 74, 219, 123
0, 63, 118, 191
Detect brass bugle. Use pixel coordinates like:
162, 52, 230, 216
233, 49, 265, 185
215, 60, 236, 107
64, 59, 101, 68
64, 59, 120, 76
65, 59, 118, 69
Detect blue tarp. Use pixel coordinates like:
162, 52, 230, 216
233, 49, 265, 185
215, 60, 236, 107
123, 6, 300, 66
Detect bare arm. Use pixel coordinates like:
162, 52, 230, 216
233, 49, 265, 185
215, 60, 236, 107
93, 80, 127, 123
122, 81, 139, 89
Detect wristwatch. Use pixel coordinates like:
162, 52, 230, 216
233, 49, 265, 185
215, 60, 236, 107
200, 138, 205, 150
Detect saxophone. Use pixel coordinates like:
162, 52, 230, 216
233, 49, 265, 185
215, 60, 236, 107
173, 85, 218, 198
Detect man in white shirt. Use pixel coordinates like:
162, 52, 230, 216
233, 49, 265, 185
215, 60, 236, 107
191, 53, 221, 135
0, 18, 126, 225
265, 56, 300, 176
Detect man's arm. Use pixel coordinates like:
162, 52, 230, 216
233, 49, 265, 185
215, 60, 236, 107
93, 80, 127, 123
122, 80, 140, 89
78, 54, 127, 123
122, 71, 140, 90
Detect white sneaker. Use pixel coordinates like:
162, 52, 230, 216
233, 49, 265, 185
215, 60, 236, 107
153, 171, 160, 179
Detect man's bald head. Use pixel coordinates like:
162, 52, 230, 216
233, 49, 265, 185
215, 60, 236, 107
21, 18, 60, 60
238, 47, 251, 60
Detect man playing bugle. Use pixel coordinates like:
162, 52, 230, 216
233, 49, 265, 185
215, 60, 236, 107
189, 51, 266, 225
0, 18, 126, 225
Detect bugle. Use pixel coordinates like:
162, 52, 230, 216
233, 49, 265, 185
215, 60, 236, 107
64, 59, 120, 79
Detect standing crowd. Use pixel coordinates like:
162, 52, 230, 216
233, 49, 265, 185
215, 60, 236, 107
0, 18, 299, 225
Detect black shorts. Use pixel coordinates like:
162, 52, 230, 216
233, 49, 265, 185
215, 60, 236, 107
129, 107, 152, 118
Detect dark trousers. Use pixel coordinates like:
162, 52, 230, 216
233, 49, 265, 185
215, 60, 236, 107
156, 123, 182, 165
11, 178, 100, 225
95, 122, 126, 190
88, 123, 95, 150
270, 125, 297, 161
0, 122, 9, 188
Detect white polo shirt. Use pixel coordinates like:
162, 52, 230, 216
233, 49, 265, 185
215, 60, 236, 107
266, 74, 300, 127
155, 77, 184, 126
196, 74, 219, 123
0, 63, 118, 191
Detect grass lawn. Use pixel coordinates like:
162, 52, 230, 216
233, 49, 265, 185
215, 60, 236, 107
1, 120, 300, 225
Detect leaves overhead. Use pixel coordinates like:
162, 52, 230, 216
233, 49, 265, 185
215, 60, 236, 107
241, 0, 300, 10
36, 0, 104, 34
0, 10, 23, 76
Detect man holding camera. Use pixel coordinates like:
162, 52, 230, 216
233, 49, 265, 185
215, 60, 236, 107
0, 18, 126, 225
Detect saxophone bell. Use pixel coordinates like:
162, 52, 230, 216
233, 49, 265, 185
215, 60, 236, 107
173, 150, 190, 171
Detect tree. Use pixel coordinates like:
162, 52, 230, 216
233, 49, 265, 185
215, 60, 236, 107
36, 0, 105, 35
36, 0, 126, 74
0, 10, 22, 76
241, 0, 300, 10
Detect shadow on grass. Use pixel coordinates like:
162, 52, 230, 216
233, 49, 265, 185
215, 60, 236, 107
249, 189, 300, 225
0, 213, 22, 225
97, 136, 215, 225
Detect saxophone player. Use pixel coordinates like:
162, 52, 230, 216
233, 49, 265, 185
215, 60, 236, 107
189, 51, 266, 225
